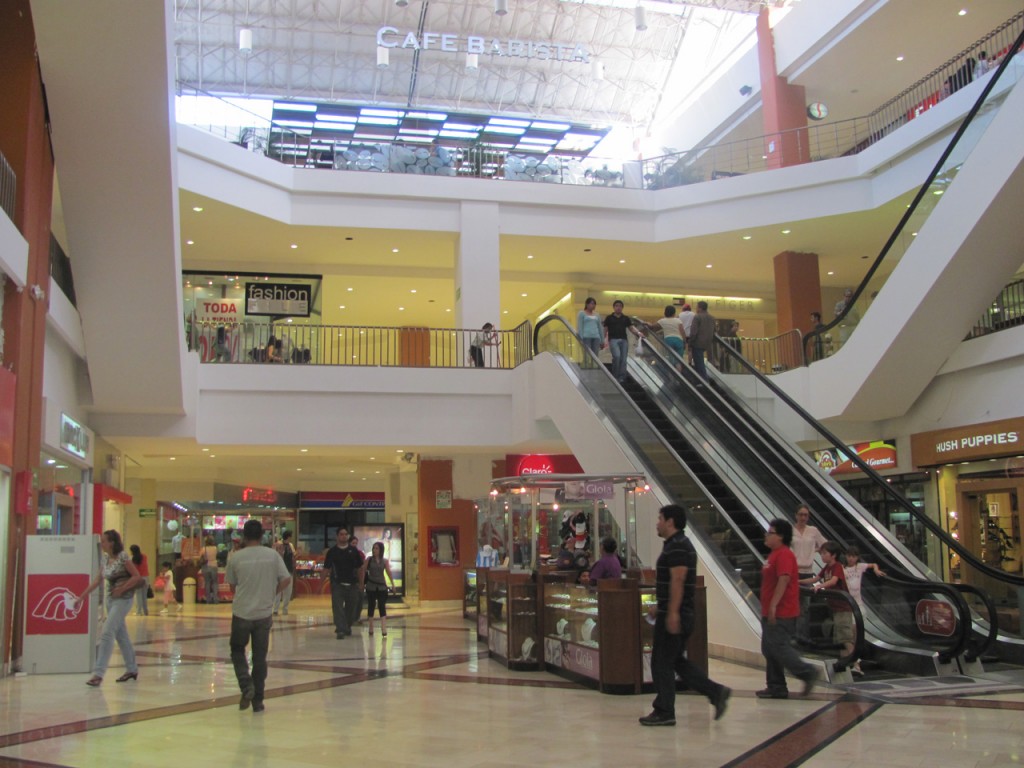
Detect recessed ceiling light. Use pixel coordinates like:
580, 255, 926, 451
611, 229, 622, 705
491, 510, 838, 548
209, 455, 216, 458
169, 457, 176, 461
375, 470, 380, 474
446, 308, 451, 312
410, 289, 417, 293
339, 305, 346, 309
290, 244, 298, 249
186, 240, 194, 245
202, 448, 209, 452
296, 468, 303, 472
619, 259, 626, 264
896, 55, 904, 62
933, 189, 944, 195
46, 459, 56, 465
912, 232, 918, 237
742, 235, 752, 240
503, 310, 509, 314
827, 271, 835, 276
192, 206, 203, 212
527, 254, 534, 259
397, 449, 404, 453
350, 470, 355, 473
398, 306, 405, 311
958, 8, 967, 15
300, 448, 308, 453
521, 293, 528, 297
706, 264, 713, 269
781, 229, 791, 234
392, 248, 399, 253
347, 287, 354, 292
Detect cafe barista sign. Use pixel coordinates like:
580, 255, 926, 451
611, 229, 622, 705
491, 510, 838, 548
910, 417, 1024, 466
377, 26, 590, 63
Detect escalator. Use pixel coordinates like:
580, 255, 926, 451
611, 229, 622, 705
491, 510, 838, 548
535, 316, 983, 679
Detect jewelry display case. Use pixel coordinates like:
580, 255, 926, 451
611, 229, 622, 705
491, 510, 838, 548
475, 566, 490, 640
486, 569, 539, 670
463, 568, 477, 620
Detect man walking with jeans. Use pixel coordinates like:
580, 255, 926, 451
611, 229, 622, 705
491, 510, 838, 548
226, 520, 291, 713
324, 527, 363, 638
758, 518, 819, 700
640, 504, 730, 726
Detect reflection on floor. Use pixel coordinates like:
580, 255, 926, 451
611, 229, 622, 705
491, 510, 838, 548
1, 598, 1023, 768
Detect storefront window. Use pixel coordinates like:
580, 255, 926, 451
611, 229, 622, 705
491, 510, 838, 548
37, 453, 85, 535
839, 472, 931, 564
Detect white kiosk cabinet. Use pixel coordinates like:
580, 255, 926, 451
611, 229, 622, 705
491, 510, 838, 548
23, 535, 98, 674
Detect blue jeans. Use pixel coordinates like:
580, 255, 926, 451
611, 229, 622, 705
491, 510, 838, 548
331, 582, 360, 634
133, 577, 149, 615
651, 614, 723, 717
202, 565, 219, 603
691, 346, 708, 380
581, 336, 602, 362
761, 617, 815, 693
230, 615, 272, 701
609, 338, 629, 381
94, 596, 137, 678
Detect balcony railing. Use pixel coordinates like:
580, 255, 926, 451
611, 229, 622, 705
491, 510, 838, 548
187, 320, 533, 370
966, 278, 1024, 340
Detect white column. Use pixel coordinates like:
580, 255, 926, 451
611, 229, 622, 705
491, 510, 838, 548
455, 201, 501, 330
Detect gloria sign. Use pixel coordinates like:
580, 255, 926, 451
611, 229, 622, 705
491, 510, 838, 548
814, 439, 897, 476
377, 26, 590, 62
60, 413, 90, 460
245, 282, 311, 317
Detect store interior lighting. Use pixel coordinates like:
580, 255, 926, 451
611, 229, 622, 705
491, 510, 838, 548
376, 46, 390, 69
238, 28, 252, 54
634, 5, 647, 31
495, 0, 508, 16
466, 53, 479, 71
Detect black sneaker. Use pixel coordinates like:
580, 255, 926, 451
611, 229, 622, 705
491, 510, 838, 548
638, 711, 676, 726
239, 685, 255, 710
713, 687, 731, 720
252, 700, 265, 713
755, 688, 788, 699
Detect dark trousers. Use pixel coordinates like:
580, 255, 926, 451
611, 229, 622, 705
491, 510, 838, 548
691, 346, 708, 380
651, 614, 723, 717
762, 617, 815, 693
230, 615, 272, 701
331, 581, 360, 634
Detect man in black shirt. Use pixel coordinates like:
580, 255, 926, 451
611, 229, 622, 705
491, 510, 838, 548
323, 528, 363, 638
603, 300, 633, 383
640, 504, 731, 726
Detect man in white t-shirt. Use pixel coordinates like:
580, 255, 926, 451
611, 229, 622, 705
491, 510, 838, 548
226, 520, 291, 713
791, 505, 826, 643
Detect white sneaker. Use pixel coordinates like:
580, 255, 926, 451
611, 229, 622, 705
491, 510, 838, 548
159, 609, 168, 615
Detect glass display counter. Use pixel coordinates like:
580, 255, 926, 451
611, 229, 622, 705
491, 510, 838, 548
293, 555, 331, 597
464, 568, 477, 620
486, 569, 539, 670
475, 567, 490, 640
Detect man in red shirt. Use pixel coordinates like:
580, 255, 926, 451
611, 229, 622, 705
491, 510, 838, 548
758, 518, 820, 699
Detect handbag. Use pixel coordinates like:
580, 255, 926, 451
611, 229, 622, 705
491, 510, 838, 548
147, 585, 155, 599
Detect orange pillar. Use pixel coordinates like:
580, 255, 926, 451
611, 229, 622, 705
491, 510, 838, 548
0, 0, 55, 667
757, 8, 810, 169
773, 251, 820, 368
417, 459, 475, 601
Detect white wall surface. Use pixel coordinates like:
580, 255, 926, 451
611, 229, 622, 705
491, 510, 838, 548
0, 209, 28, 288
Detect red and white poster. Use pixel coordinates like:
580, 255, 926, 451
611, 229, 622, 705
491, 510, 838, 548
26, 573, 90, 635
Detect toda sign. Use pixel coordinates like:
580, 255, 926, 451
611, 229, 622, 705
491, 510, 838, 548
377, 26, 590, 63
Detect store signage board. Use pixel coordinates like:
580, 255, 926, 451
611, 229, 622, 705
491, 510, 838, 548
195, 298, 243, 324
245, 282, 310, 317
60, 413, 90, 460
23, 536, 97, 674
377, 26, 589, 62
564, 480, 615, 500
910, 417, 1024, 466
814, 439, 897, 476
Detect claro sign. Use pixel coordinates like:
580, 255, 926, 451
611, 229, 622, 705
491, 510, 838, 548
911, 417, 1024, 466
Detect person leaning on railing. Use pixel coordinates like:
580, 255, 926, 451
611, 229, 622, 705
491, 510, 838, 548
469, 323, 498, 368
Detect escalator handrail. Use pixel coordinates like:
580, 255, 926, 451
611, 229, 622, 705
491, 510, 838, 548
865, 570, 975, 662
803, 25, 1024, 363
532, 315, 771, 582
715, 335, 1024, 588
799, 585, 866, 674
951, 583, 1000, 662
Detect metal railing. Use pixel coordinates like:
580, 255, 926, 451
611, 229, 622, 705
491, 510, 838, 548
187, 320, 533, 369
642, 11, 1023, 191
966, 278, 1024, 340
0, 151, 15, 222
715, 330, 803, 376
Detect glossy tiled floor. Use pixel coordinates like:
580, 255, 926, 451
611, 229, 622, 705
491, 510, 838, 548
1, 598, 1023, 767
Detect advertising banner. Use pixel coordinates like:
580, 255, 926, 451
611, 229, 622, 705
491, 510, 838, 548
915, 599, 956, 637
814, 439, 897, 476
23, 535, 97, 674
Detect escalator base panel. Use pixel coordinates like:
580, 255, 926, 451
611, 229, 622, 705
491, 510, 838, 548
836, 674, 1024, 702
